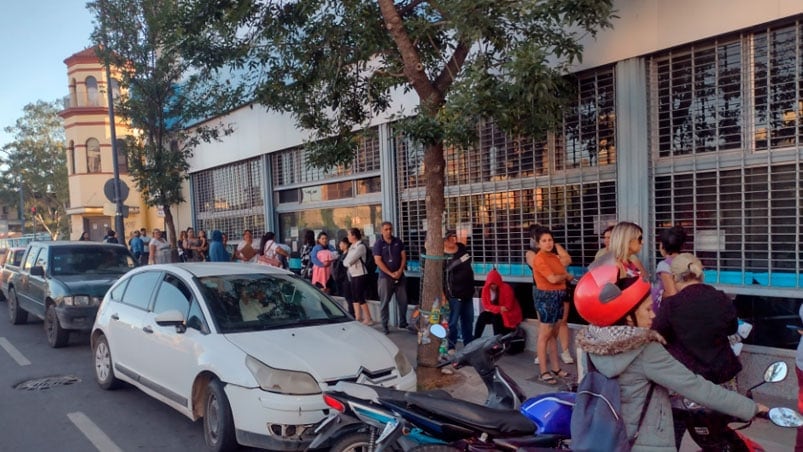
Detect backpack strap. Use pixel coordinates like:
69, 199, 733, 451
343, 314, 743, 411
358, 242, 368, 273
630, 383, 655, 446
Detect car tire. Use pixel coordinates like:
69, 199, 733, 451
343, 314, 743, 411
93, 334, 121, 390
330, 431, 376, 452
45, 303, 69, 348
8, 288, 27, 325
203, 379, 237, 452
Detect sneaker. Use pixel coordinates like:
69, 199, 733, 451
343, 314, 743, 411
533, 356, 539, 365
560, 350, 574, 364
362, 320, 374, 326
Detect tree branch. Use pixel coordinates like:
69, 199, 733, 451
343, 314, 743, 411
377, 0, 439, 108
434, 40, 469, 95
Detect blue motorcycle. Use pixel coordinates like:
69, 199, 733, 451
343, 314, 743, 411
308, 328, 575, 451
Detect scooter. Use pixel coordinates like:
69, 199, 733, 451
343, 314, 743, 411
674, 361, 803, 451
307, 326, 575, 451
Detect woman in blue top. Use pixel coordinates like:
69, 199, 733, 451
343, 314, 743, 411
207, 230, 230, 262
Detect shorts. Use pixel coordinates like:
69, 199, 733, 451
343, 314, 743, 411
349, 274, 368, 304
533, 288, 565, 324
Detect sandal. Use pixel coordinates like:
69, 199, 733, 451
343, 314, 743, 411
539, 372, 558, 385
551, 368, 570, 378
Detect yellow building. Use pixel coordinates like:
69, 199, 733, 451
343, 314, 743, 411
59, 47, 160, 242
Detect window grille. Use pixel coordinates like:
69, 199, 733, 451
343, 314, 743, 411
753, 22, 803, 150
192, 158, 265, 240
395, 67, 618, 278
272, 127, 380, 187
651, 20, 803, 289
654, 39, 743, 157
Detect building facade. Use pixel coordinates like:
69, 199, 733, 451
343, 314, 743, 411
59, 48, 163, 242
185, 1, 803, 352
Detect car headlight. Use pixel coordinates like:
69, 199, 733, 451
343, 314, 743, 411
61, 296, 101, 307
245, 356, 320, 395
394, 350, 413, 377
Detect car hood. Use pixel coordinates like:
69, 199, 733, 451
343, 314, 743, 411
54, 275, 120, 296
224, 322, 400, 381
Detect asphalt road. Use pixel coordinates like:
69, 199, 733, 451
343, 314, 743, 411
0, 309, 263, 452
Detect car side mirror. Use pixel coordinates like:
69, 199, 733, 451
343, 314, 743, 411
155, 309, 187, 333
30, 266, 45, 277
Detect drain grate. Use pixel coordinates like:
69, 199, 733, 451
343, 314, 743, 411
15, 375, 81, 391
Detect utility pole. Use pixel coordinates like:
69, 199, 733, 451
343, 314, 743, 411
100, 0, 125, 242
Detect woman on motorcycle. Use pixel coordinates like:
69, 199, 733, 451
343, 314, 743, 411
574, 265, 768, 450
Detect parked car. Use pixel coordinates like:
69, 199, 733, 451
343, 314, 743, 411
6, 241, 137, 347
90, 262, 416, 451
0, 247, 26, 301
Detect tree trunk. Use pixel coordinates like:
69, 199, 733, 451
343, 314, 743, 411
416, 140, 447, 385
162, 204, 179, 262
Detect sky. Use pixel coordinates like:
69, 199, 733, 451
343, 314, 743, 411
0, 0, 95, 149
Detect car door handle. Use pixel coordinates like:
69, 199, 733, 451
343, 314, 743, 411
111, 314, 119, 321
143, 326, 153, 334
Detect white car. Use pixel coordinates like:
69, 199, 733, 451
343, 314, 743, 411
91, 263, 416, 451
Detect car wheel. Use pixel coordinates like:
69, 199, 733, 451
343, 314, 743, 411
93, 335, 121, 390
7, 288, 27, 325
203, 379, 237, 452
330, 432, 375, 452
45, 304, 70, 348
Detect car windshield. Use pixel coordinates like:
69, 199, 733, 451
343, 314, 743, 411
199, 273, 350, 333
51, 247, 137, 276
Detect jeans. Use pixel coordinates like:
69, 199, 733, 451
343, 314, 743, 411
377, 275, 409, 329
447, 296, 474, 350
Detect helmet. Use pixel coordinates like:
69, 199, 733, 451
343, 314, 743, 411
574, 265, 650, 326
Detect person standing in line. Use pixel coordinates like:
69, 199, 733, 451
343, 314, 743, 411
258, 231, 288, 267
299, 229, 315, 280
207, 230, 230, 262
332, 236, 354, 316
652, 226, 686, 310
573, 265, 767, 450
609, 221, 648, 279
593, 224, 614, 261
530, 227, 573, 385
104, 229, 119, 244
139, 228, 151, 265
344, 228, 373, 325
177, 230, 188, 262
233, 229, 257, 263
148, 229, 171, 264
185, 227, 200, 262
129, 230, 144, 263
197, 229, 209, 262
474, 268, 522, 338
373, 221, 409, 335
526, 225, 574, 365
443, 229, 475, 352
311, 231, 336, 293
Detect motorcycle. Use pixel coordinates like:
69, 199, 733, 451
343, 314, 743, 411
307, 326, 575, 451
674, 361, 803, 451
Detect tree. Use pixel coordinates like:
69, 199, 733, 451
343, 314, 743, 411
0, 100, 69, 239
176, 0, 615, 382
88, 0, 241, 252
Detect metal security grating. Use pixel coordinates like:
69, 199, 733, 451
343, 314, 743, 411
650, 19, 803, 290
397, 67, 618, 279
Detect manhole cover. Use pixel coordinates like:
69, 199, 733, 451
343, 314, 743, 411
14, 375, 81, 391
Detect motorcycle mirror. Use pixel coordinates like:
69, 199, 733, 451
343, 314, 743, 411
429, 324, 447, 339
768, 407, 803, 428
763, 361, 788, 383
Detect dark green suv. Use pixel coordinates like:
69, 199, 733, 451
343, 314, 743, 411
7, 241, 138, 347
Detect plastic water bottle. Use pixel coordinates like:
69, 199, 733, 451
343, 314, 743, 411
430, 297, 441, 325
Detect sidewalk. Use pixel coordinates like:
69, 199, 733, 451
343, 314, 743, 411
380, 325, 795, 452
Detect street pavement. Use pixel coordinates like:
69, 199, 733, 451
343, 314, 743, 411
380, 325, 796, 452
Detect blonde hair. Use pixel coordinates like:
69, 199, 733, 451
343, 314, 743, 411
671, 253, 704, 283
609, 221, 643, 262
